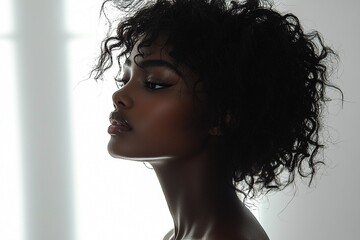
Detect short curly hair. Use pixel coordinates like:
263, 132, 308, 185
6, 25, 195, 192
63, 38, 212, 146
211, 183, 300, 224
92, 0, 343, 200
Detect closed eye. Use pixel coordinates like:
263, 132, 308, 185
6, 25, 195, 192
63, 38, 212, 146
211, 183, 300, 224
144, 81, 172, 90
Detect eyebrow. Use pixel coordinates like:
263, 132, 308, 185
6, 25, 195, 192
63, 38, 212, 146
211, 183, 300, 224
124, 58, 183, 77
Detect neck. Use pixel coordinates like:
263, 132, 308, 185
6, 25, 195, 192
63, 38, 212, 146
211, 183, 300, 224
150, 145, 243, 239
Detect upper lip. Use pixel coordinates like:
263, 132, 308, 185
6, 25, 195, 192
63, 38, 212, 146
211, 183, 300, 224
109, 111, 132, 129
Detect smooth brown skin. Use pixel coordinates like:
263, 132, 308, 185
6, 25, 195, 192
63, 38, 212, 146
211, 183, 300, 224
109, 37, 270, 240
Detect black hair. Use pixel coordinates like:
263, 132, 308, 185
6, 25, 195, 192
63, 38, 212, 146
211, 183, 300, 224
92, 0, 344, 200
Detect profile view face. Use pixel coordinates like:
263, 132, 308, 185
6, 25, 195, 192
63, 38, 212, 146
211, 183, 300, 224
107, 36, 209, 162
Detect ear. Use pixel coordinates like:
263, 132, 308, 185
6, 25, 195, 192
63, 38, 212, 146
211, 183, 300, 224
208, 113, 232, 136
208, 126, 223, 136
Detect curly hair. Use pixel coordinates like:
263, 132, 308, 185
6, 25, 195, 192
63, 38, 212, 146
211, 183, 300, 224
92, 0, 343, 200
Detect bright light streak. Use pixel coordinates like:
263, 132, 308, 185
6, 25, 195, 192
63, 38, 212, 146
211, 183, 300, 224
0, 0, 13, 35
0, 40, 25, 240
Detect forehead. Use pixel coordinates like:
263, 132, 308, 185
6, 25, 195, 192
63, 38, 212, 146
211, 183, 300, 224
128, 35, 199, 83
130, 35, 176, 64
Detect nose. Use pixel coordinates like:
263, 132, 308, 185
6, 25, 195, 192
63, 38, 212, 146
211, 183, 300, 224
112, 88, 134, 109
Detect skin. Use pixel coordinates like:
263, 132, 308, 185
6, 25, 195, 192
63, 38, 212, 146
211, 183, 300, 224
108, 36, 270, 240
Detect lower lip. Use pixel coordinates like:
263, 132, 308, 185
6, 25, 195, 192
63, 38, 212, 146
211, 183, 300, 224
108, 124, 131, 135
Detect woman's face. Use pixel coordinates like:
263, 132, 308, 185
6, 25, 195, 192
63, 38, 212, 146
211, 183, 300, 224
107, 37, 210, 162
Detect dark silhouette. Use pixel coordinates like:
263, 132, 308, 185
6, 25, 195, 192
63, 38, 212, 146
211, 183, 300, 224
92, 0, 343, 239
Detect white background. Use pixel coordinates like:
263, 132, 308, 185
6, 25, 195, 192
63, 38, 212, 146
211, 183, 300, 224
0, 0, 359, 239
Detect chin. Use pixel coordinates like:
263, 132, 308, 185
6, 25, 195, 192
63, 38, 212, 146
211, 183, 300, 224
108, 146, 172, 162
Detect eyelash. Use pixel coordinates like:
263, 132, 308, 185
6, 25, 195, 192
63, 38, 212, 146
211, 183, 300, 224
114, 78, 173, 90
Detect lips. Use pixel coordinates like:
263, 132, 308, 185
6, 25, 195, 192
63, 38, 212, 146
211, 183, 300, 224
108, 112, 132, 135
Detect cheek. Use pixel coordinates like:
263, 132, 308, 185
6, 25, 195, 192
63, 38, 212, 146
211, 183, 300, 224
137, 98, 208, 157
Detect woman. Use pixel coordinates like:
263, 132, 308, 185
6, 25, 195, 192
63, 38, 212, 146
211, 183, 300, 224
92, 0, 343, 239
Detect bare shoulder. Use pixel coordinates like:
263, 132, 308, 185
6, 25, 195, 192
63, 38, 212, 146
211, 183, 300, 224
162, 206, 269, 240
235, 206, 270, 240
221, 223, 269, 240
212, 204, 270, 240
163, 224, 269, 240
